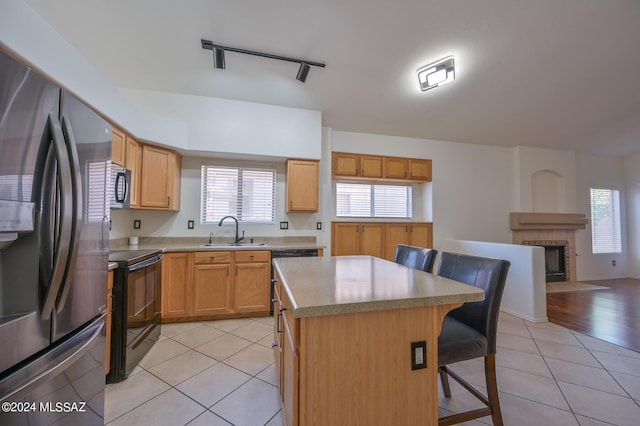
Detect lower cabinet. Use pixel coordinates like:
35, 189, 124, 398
332, 221, 433, 260
161, 250, 271, 322
384, 222, 433, 261
272, 271, 299, 426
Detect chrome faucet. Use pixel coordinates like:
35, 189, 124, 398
218, 215, 244, 244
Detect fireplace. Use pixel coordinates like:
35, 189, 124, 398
510, 212, 588, 283
522, 240, 569, 282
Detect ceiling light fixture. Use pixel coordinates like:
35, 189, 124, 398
201, 39, 325, 83
212, 46, 225, 69
417, 56, 455, 91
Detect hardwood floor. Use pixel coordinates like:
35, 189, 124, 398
546, 278, 640, 353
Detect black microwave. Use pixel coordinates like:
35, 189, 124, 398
110, 162, 131, 209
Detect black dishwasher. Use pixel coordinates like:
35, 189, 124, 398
270, 249, 318, 314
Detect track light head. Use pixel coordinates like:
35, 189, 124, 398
296, 62, 311, 83
213, 47, 225, 69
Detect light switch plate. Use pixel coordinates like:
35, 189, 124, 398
133, 219, 141, 229
188, 220, 195, 229
411, 341, 427, 370
280, 221, 288, 230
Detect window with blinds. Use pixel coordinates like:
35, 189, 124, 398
86, 160, 109, 223
336, 182, 412, 218
590, 188, 622, 254
201, 165, 275, 224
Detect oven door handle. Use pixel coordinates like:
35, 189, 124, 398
128, 254, 163, 272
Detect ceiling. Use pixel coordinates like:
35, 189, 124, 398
24, 0, 640, 158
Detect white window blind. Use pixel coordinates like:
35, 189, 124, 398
590, 188, 621, 254
201, 165, 275, 224
86, 160, 109, 223
336, 182, 412, 218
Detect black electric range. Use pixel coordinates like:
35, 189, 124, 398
107, 249, 163, 383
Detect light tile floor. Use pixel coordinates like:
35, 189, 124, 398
105, 313, 640, 425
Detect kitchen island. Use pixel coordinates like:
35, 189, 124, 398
272, 256, 485, 426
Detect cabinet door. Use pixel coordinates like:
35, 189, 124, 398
161, 253, 193, 318
332, 152, 359, 177
408, 159, 432, 182
140, 145, 180, 210
360, 223, 385, 258
332, 223, 360, 256
409, 223, 433, 248
273, 281, 283, 396
192, 264, 230, 315
360, 155, 383, 178
111, 128, 126, 166
384, 224, 411, 261
234, 263, 270, 313
384, 157, 408, 179
286, 160, 318, 212
125, 136, 141, 208
282, 324, 298, 426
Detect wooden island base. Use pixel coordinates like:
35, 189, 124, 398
300, 305, 460, 425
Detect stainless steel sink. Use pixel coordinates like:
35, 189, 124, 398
201, 242, 266, 247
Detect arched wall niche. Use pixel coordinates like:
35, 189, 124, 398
531, 169, 566, 212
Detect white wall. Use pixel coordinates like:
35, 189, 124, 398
624, 153, 640, 279
121, 89, 322, 160
331, 130, 515, 248
575, 154, 628, 280
0, 0, 188, 148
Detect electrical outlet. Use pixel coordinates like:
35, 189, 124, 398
411, 341, 427, 370
133, 219, 141, 229
280, 221, 289, 230
188, 220, 195, 230
612, 260, 617, 266
316, 222, 322, 230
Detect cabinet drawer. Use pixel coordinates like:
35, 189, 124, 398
235, 250, 270, 263
194, 251, 232, 264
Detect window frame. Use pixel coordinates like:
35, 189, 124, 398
200, 164, 276, 224
589, 187, 622, 254
335, 181, 413, 219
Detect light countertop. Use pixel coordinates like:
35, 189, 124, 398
273, 256, 485, 318
109, 237, 324, 253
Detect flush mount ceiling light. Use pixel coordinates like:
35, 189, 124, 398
417, 56, 455, 91
201, 39, 325, 83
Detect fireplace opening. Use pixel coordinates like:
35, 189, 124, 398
521, 240, 569, 282
544, 245, 566, 282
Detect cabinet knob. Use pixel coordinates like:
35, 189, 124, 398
279, 306, 287, 312
271, 298, 277, 303
271, 343, 278, 348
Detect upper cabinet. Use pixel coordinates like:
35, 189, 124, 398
111, 128, 126, 166
140, 145, 181, 210
332, 152, 383, 179
286, 159, 319, 212
333, 152, 431, 183
124, 136, 141, 208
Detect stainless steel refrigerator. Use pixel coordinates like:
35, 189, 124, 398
0, 49, 110, 425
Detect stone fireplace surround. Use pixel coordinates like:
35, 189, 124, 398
510, 212, 588, 283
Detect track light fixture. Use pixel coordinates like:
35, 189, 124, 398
212, 47, 225, 69
201, 39, 325, 83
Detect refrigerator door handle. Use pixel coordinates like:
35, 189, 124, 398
55, 117, 84, 313
41, 113, 74, 319
0, 315, 105, 403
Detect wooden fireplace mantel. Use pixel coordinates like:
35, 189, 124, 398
510, 212, 588, 231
